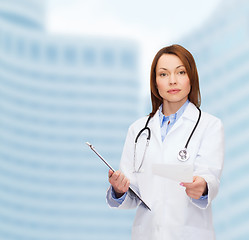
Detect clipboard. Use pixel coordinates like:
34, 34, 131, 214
85, 142, 151, 211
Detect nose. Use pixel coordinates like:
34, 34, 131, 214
169, 74, 177, 85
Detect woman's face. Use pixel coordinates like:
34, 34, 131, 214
156, 53, 191, 108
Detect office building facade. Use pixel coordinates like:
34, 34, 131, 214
180, 0, 249, 239
0, 0, 140, 239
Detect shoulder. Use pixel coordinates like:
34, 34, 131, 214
186, 102, 223, 126
128, 115, 151, 132
184, 102, 223, 134
198, 110, 224, 139
201, 110, 223, 128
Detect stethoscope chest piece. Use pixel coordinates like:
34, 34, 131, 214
177, 148, 190, 162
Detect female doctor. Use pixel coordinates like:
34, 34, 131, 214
106, 44, 224, 240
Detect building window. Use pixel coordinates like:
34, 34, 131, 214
15, 37, 26, 57
30, 41, 40, 61
121, 51, 135, 70
64, 47, 76, 65
46, 44, 58, 63
3, 32, 12, 53
102, 49, 114, 67
82, 48, 96, 66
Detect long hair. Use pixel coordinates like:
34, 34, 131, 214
149, 44, 201, 117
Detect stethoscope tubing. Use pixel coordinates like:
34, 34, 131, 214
184, 107, 201, 149
134, 106, 201, 171
135, 116, 151, 144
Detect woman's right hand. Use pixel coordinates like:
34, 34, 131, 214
108, 170, 130, 198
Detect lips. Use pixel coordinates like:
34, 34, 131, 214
167, 89, 180, 94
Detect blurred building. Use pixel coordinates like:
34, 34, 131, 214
180, 0, 249, 239
0, 0, 140, 239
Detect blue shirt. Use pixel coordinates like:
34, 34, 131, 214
159, 100, 189, 142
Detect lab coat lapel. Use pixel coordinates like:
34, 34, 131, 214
167, 117, 184, 136
166, 102, 199, 136
150, 110, 163, 147
182, 102, 200, 122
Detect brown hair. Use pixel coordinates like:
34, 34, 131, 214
149, 44, 201, 117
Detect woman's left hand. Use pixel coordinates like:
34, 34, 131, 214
180, 176, 208, 199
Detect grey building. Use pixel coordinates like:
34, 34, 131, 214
0, 0, 140, 239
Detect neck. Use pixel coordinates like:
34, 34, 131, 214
162, 100, 187, 116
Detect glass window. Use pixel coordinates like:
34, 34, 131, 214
64, 46, 76, 65
45, 44, 58, 63
30, 41, 40, 61
102, 49, 114, 67
15, 37, 26, 57
82, 48, 96, 66
121, 50, 136, 70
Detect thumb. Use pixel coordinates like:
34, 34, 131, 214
180, 177, 195, 188
193, 176, 199, 182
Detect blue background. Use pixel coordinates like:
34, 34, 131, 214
0, 0, 248, 239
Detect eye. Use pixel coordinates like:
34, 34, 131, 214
160, 73, 167, 77
178, 70, 186, 75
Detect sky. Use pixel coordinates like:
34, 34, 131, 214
46, 0, 222, 95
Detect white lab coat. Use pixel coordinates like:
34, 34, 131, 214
106, 102, 224, 240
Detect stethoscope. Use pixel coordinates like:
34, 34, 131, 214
133, 107, 201, 173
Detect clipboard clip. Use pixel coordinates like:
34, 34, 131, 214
85, 142, 151, 211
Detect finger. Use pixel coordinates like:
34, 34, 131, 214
108, 171, 120, 185
124, 179, 130, 192
191, 176, 207, 191
108, 169, 114, 178
119, 173, 126, 184
185, 189, 200, 199
121, 173, 130, 185
112, 170, 121, 181
109, 171, 125, 189
180, 182, 194, 189
181, 176, 202, 188
186, 187, 204, 198
186, 192, 200, 199
116, 174, 128, 190
113, 177, 129, 194
121, 176, 129, 187
192, 176, 199, 182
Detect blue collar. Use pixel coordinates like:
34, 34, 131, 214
159, 100, 190, 127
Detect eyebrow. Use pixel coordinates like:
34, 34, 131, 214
159, 65, 185, 70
